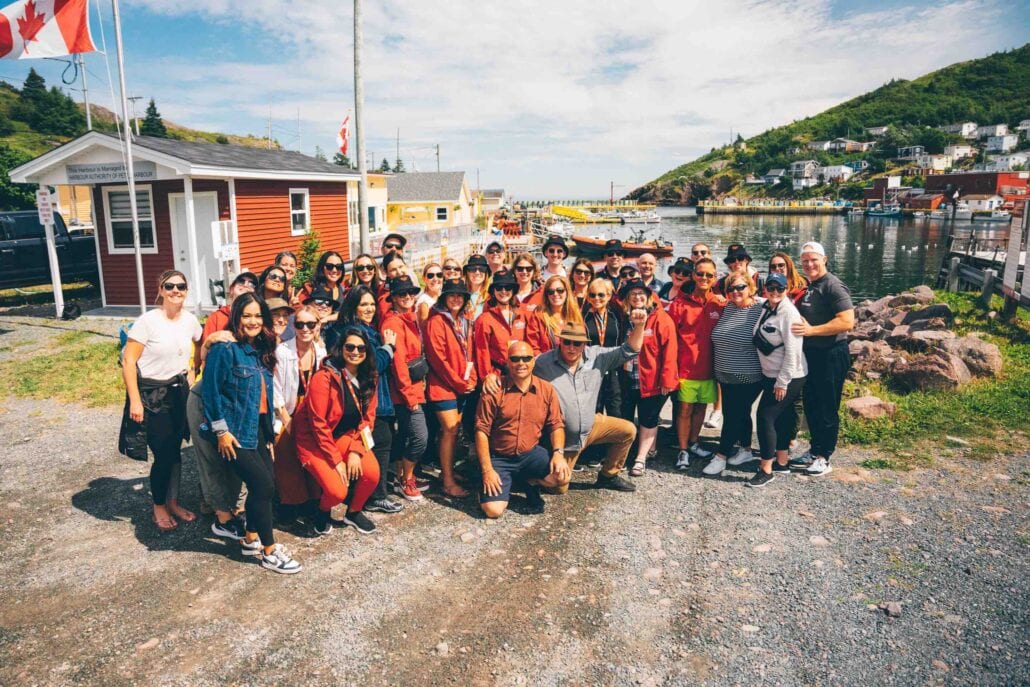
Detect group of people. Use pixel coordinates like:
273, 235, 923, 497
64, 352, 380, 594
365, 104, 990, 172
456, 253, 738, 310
119, 230, 854, 575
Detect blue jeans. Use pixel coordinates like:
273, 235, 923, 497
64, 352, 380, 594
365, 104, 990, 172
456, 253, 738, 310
480, 445, 551, 504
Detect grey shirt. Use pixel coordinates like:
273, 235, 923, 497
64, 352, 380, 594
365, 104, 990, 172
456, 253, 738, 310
797, 271, 853, 350
533, 343, 639, 450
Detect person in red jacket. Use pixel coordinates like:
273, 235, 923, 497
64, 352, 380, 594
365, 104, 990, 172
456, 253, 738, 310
525, 275, 584, 355
472, 270, 527, 381
380, 274, 429, 502
292, 326, 380, 535
668, 257, 725, 470
618, 279, 678, 476
424, 279, 477, 497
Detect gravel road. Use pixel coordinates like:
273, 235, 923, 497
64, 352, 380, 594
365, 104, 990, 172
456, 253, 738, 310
0, 319, 1028, 686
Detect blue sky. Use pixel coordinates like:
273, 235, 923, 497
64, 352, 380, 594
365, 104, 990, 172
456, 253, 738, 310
3, 0, 1028, 199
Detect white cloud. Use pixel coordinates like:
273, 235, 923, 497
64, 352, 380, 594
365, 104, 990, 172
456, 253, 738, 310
121, 0, 1022, 198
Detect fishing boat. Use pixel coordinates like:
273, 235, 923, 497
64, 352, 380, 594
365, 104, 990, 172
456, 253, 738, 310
570, 234, 674, 257
971, 209, 1012, 222
865, 203, 901, 218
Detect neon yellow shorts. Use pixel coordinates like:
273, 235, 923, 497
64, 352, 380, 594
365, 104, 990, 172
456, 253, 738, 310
678, 378, 716, 404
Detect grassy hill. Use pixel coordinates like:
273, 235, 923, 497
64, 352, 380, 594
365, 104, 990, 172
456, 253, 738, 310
630, 44, 1030, 204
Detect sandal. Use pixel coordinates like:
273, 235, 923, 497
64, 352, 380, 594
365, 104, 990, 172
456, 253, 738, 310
152, 513, 178, 532
168, 504, 196, 523
630, 461, 646, 477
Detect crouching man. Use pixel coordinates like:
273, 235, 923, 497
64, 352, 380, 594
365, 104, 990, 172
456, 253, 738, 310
475, 342, 568, 518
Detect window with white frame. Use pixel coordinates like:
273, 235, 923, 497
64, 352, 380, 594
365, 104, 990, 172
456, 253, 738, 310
104, 186, 156, 253
290, 188, 310, 235
435, 205, 448, 222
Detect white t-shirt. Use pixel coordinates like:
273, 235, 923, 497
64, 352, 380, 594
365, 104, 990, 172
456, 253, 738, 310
129, 308, 202, 380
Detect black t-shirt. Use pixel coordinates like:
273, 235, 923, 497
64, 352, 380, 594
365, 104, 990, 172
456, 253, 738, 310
797, 272, 853, 350
333, 377, 362, 437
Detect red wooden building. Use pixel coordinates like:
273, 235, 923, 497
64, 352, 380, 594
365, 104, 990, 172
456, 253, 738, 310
9, 131, 358, 310
926, 171, 1030, 214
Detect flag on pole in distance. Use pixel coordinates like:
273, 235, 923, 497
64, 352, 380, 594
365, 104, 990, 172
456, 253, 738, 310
0, 0, 96, 59
336, 113, 350, 156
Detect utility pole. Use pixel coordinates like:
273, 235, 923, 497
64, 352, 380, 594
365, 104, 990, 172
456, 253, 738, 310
610, 181, 614, 207
127, 95, 142, 135
396, 127, 400, 167
354, 0, 370, 252
267, 106, 272, 149
78, 54, 91, 131
435, 144, 440, 172
297, 107, 301, 152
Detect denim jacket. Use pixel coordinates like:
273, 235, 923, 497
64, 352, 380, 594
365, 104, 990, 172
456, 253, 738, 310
201, 341, 274, 449
356, 322, 395, 417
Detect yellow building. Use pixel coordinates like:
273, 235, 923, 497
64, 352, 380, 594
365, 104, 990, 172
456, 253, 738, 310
346, 172, 389, 257
387, 171, 478, 228
56, 184, 94, 230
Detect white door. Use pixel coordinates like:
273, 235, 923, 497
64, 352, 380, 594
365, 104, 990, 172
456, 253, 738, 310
170, 192, 220, 308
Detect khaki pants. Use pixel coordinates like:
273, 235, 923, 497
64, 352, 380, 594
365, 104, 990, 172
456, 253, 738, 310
557, 413, 636, 494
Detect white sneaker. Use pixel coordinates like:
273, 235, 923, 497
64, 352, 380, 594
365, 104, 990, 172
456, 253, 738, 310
689, 442, 713, 460
804, 457, 833, 477
702, 455, 726, 476
261, 544, 303, 574
676, 450, 690, 470
239, 537, 263, 557
703, 410, 723, 429
727, 446, 755, 466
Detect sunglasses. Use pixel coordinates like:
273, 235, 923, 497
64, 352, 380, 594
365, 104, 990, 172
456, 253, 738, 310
765, 284, 787, 293
694, 272, 715, 279
162, 282, 188, 291
671, 268, 690, 276
443, 265, 461, 271
312, 298, 332, 307
727, 257, 746, 264
691, 250, 709, 256
355, 264, 376, 273
266, 273, 285, 282
546, 248, 566, 255
727, 284, 749, 293
395, 290, 418, 298
466, 266, 487, 273
604, 251, 625, 258
619, 271, 638, 278
769, 263, 787, 270
588, 292, 608, 298
573, 268, 593, 277
344, 343, 367, 353
325, 263, 344, 271
545, 287, 566, 295
560, 338, 586, 347
487, 248, 503, 255
383, 242, 403, 250
493, 285, 513, 292
509, 355, 533, 363
514, 265, 534, 273
425, 272, 444, 279
295, 320, 318, 330
238, 280, 257, 289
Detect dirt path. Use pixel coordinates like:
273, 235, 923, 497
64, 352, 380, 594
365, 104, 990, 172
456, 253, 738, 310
1, 392, 1027, 686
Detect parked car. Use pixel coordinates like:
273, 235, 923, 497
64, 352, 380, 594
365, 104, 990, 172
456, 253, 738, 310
0, 210, 98, 290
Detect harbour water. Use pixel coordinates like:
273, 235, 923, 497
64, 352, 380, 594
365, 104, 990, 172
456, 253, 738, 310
572, 207, 963, 300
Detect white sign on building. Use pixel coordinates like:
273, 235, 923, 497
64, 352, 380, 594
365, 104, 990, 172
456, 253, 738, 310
66, 161, 158, 184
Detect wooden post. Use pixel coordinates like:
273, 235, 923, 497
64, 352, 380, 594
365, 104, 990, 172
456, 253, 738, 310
947, 257, 961, 293
980, 268, 996, 308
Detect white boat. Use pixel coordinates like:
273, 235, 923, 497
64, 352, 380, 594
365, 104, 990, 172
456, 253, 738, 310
913, 211, 926, 218
866, 203, 901, 218
954, 202, 972, 220
972, 210, 1012, 222
929, 209, 947, 219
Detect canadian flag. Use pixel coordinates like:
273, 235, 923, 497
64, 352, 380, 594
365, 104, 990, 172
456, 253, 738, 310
336, 113, 350, 156
0, 0, 96, 60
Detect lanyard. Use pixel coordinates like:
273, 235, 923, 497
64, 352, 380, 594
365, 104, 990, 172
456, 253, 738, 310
342, 369, 363, 414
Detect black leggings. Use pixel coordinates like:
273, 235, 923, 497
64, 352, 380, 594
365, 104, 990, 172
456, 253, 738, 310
621, 388, 669, 429
144, 384, 188, 506
371, 415, 395, 500
756, 376, 806, 459
718, 381, 763, 456
228, 420, 276, 546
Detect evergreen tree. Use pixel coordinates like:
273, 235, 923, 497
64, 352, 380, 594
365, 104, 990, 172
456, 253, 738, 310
12, 68, 46, 122
393, 157, 406, 173
333, 152, 353, 168
378, 157, 392, 173
0, 145, 38, 210
139, 99, 168, 137
314, 145, 327, 162
31, 87, 85, 136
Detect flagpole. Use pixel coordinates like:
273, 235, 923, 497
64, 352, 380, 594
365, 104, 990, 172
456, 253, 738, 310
354, 0, 369, 253
111, 0, 147, 314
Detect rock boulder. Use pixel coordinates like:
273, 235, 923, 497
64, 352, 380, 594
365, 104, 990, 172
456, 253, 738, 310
845, 396, 897, 420
941, 335, 1003, 377
902, 303, 953, 325
898, 329, 956, 352
890, 352, 971, 392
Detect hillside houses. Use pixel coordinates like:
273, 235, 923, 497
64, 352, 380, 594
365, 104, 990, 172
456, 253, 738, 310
865, 126, 889, 137
944, 144, 975, 160
986, 134, 1019, 153
977, 124, 1009, 139
939, 122, 978, 138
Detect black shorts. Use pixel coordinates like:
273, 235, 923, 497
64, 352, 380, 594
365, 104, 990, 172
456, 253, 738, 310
480, 445, 551, 503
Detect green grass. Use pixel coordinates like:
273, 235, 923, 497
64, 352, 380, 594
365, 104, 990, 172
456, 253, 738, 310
841, 291, 1030, 469
0, 332, 123, 406
0, 282, 97, 307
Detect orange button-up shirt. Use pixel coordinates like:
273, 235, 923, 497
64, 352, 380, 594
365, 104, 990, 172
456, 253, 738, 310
475, 377, 564, 457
